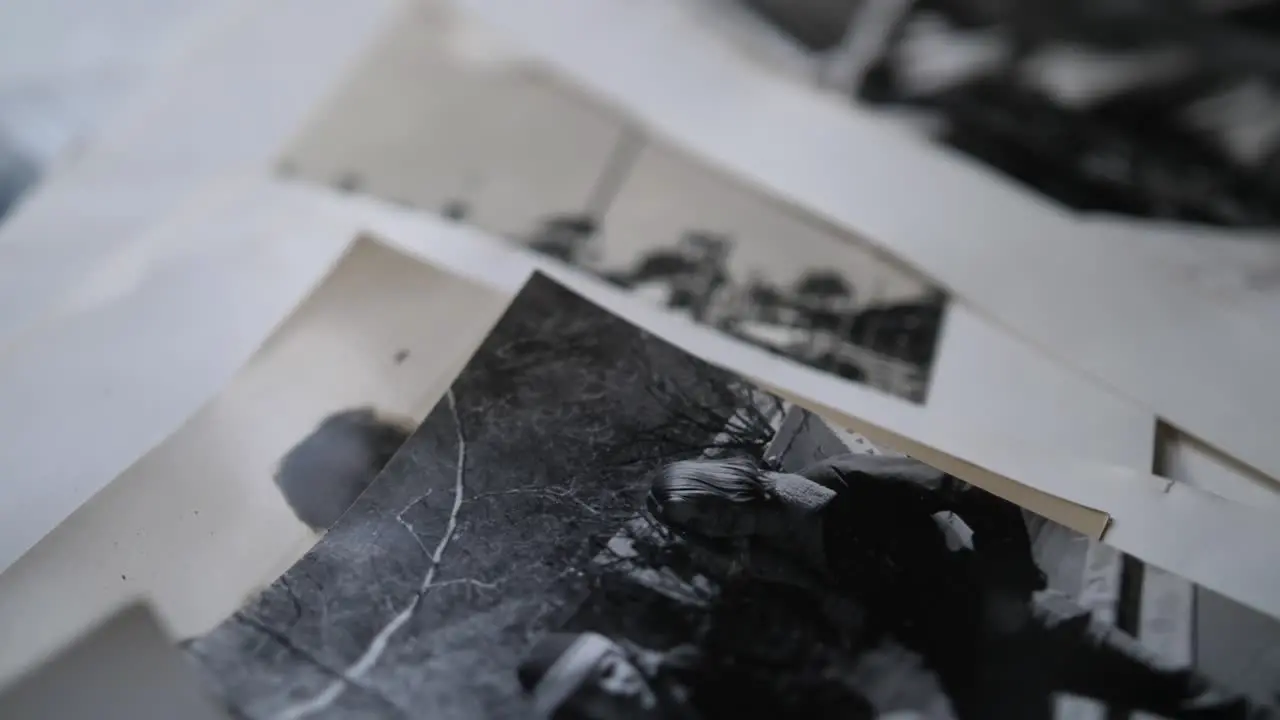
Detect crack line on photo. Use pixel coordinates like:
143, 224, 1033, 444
273, 390, 469, 720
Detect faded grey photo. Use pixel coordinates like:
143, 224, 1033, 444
702, 0, 1280, 227
183, 272, 1278, 719
280, 0, 949, 406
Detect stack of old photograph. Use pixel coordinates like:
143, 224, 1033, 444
662, 0, 1280, 229
2, 1, 1279, 719
170, 260, 1280, 720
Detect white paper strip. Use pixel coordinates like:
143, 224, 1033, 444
451, 0, 1280, 483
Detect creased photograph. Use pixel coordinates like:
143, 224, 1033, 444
184, 272, 1280, 720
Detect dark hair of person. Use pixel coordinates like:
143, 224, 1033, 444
646, 456, 776, 526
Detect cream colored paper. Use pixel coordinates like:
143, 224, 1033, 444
0, 235, 507, 685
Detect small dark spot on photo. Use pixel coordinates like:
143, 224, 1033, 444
193, 509, 200, 516
121, 574, 127, 581
394, 349, 410, 364
335, 172, 364, 193
441, 199, 470, 221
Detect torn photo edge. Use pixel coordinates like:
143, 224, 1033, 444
451, 0, 1280, 487
183, 267, 1279, 720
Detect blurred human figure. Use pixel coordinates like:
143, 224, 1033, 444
647, 453, 1263, 720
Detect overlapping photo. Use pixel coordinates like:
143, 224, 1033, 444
281, 0, 947, 405
184, 271, 1280, 719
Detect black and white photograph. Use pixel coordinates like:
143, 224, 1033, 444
670, 0, 1280, 228
279, 0, 948, 405
182, 270, 1279, 719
